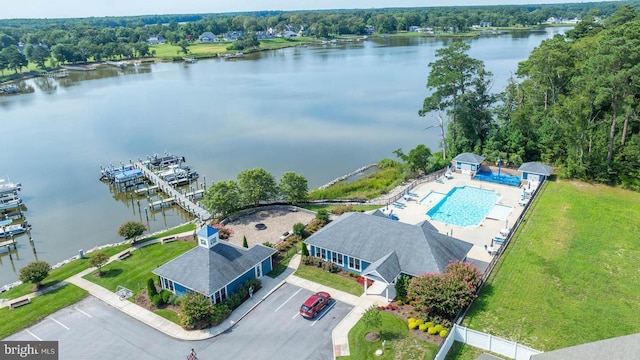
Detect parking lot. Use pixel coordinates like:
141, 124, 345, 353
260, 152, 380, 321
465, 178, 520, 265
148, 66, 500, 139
6, 283, 352, 360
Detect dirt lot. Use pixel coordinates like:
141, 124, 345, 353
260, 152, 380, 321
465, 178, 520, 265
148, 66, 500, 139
225, 206, 315, 247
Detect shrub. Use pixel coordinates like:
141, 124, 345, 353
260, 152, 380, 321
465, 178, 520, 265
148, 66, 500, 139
356, 276, 373, 287
425, 321, 435, 329
416, 319, 425, 326
349, 272, 358, 278
147, 278, 158, 299
427, 327, 438, 335
315, 209, 330, 224
211, 303, 231, 325
301, 242, 310, 256
332, 204, 355, 215
211, 223, 233, 239
180, 292, 215, 330
302, 256, 323, 267
160, 289, 172, 304
262, 242, 273, 248
168, 294, 181, 306
293, 222, 307, 238
396, 299, 403, 306
408, 320, 419, 330
419, 324, 429, 332
440, 329, 449, 338
151, 294, 163, 307
18, 261, 51, 287
434, 324, 444, 333
322, 261, 340, 273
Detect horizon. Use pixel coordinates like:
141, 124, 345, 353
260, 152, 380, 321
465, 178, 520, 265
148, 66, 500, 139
1, 0, 608, 20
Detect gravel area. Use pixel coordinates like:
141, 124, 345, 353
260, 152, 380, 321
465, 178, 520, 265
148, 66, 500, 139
225, 206, 315, 247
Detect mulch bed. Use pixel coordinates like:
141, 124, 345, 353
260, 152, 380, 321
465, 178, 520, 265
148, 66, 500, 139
135, 288, 180, 314
378, 303, 445, 346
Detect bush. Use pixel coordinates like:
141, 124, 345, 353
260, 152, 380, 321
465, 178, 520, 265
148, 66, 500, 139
434, 324, 444, 333
211, 303, 231, 325
427, 327, 438, 335
147, 278, 158, 299
160, 289, 172, 304
322, 261, 340, 273
302, 256, 323, 267
425, 321, 435, 329
356, 276, 373, 287
419, 324, 429, 332
293, 222, 307, 238
168, 293, 181, 306
408, 319, 419, 330
396, 299, 403, 306
151, 294, 163, 307
262, 242, 273, 248
19, 261, 51, 287
416, 319, 425, 326
439, 329, 449, 338
332, 204, 355, 215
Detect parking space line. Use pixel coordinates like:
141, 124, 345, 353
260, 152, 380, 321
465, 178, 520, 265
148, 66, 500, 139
275, 288, 302, 313
76, 307, 93, 318
311, 302, 336, 327
25, 329, 42, 341
292, 311, 300, 319
51, 317, 70, 330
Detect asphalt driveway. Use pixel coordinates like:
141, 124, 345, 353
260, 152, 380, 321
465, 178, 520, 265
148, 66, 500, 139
5, 283, 352, 360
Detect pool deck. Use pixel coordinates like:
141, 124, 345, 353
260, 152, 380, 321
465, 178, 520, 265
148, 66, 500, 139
382, 172, 530, 266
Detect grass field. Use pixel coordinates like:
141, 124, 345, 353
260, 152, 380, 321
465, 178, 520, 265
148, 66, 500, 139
337, 312, 438, 360
0, 284, 88, 339
84, 241, 196, 297
308, 166, 406, 201
295, 265, 364, 297
463, 180, 640, 351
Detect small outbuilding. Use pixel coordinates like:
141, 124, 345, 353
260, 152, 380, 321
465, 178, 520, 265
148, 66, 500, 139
153, 225, 276, 304
452, 153, 486, 174
518, 162, 553, 183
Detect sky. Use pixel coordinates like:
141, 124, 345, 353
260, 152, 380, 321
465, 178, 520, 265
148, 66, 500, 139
1, 0, 606, 20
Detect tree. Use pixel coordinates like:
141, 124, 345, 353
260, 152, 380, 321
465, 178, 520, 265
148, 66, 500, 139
89, 251, 110, 276
0, 46, 28, 73
395, 275, 410, 302
293, 222, 307, 238
315, 209, 330, 224
242, 235, 248, 248
237, 168, 277, 207
361, 304, 382, 338
118, 221, 146, 242
279, 171, 308, 204
419, 42, 485, 156
19, 261, 51, 288
301, 241, 310, 256
203, 180, 241, 219
25, 45, 50, 69
177, 39, 190, 55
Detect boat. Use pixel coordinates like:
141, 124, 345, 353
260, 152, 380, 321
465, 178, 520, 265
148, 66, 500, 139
146, 153, 186, 170
0, 197, 22, 211
100, 164, 137, 181
157, 165, 198, 186
0, 179, 21, 195
183, 57, 197, 63
0, 85, 20, 94
0, 222, 30, 238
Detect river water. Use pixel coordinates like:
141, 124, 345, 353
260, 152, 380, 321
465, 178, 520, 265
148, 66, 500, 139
0, 27, 568, 285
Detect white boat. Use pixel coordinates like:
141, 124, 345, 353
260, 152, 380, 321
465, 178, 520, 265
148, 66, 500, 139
0, 197, 22, 211
183, 57, 197, 63
0, 222, 30, 238
0, 179, 21, 195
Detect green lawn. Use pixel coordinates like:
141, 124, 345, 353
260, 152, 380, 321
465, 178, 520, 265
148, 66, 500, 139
0, 284, 88, 339
2, 244, 131, 300
268, 246, 298, 278
141, 223, 195, 242
155, 309, 180, 324
295, 265, 363, 297
444, 342, 507, 360
84, 241, 196, 297
338, 312, 438, 360
463, 181, 640, 351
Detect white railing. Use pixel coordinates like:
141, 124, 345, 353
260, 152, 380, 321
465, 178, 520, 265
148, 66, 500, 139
434, 324, 541, 360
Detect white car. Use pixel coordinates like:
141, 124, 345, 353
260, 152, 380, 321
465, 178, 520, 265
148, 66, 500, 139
280, 231, 292, 240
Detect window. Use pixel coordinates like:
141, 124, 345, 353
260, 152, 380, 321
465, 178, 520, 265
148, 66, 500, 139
348, 256, 361, 271
320, 248, 327, 261
315, 246, 322, 258
331, 252, 337, 263
214, 287, 227, 304
337, 253, 343, 266
200, 238, 207, 246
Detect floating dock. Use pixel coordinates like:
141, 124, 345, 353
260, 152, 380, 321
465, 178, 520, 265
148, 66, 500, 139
134, 162, 211, 221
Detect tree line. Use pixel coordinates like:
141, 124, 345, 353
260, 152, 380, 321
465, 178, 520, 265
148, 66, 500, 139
420, 4, 640, 190
0, 2, 621, 72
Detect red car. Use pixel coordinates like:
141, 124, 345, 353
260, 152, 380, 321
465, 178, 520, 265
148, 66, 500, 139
300, 291, 332, 318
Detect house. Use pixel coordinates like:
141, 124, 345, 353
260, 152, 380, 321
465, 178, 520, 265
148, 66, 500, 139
153, 225, 276, 304
199, 32, 219, 44
452, 153, 486, 174
365, 25, 375, 34
518, 162, 553, 184
529, 333, 640, 360
146, 35, 166, 45
304, 212, 473, 300
409, 26, 420, 32
223, 31, 243, 41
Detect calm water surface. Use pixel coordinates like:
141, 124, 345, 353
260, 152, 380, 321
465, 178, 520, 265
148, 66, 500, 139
0, 28, 568, 285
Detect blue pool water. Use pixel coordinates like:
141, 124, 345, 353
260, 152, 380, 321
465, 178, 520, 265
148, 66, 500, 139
427, 186, 500, 227
474, 171, 521, 187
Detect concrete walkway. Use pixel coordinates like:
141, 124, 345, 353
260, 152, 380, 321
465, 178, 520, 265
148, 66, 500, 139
3, 242, 390, 358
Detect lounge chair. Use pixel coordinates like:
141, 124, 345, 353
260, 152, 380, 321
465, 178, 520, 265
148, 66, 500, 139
392, 202, 405, 209
493, 236, 506, 245
435, 178, 444, 184
444, 172, 453, 179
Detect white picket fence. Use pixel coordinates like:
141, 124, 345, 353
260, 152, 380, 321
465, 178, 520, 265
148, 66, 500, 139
435, 324, 542, 360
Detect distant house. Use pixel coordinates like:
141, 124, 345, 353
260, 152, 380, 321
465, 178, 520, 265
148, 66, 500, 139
146, 35, 166, 45
223, 31, 243, 41
304, 212, 473, 300
153, 225, 276, 304
409, 26, 420, 32
199, 32, 219, 44
479, 21, 493, 27
518, 162, 553, 184
365, 25, 375, 34
452, 153, 486, 174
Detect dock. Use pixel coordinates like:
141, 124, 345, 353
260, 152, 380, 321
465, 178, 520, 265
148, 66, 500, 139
134, 162, 211, 221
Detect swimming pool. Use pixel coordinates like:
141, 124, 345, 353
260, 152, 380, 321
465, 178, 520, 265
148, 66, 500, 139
473, 171, 521, 187
427, 186, 500, 227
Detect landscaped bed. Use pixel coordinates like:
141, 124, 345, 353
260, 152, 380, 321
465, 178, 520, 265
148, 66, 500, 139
463, 181, 640, 351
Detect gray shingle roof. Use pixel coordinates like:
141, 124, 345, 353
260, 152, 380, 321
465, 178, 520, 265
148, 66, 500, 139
361, 251, 401, 284
305, 212, 473, 277
452, 152, 486, 164
518, 162, 553, 176
530, 333, 640, 360
153, 242, 276, 296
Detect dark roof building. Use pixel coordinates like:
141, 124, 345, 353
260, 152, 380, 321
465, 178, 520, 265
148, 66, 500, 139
518, 162, 553, 183
153, 225, 276, 303
304, 212, 473, 300
452, 153, 486, 173
530, 333, 640, 360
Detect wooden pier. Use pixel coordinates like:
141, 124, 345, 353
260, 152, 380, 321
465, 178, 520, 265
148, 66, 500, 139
134, 162, 211, 221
